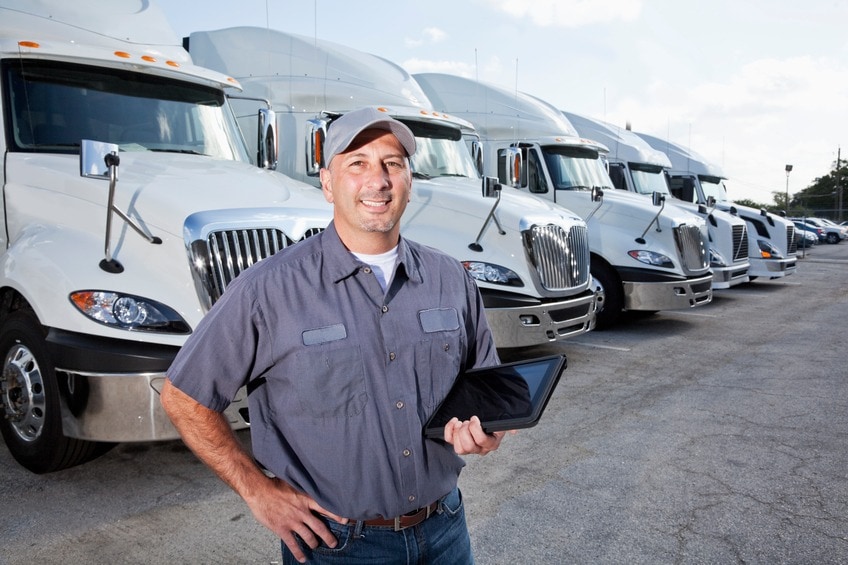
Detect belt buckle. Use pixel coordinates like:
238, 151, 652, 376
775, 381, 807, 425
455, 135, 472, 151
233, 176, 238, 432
392, 504, 432, 531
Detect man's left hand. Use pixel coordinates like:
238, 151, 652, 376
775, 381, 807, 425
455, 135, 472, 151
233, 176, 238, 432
443, 415, 509, 455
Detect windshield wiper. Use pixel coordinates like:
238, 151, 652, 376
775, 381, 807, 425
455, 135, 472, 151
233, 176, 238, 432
149, 148, 205, 155
412, 171, 432, 180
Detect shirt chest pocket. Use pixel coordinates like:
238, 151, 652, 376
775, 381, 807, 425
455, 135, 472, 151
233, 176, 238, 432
414, 334, 464, 412
281, 346, 368, 419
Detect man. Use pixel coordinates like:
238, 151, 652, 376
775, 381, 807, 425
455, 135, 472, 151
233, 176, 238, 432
160, 107, 505, 564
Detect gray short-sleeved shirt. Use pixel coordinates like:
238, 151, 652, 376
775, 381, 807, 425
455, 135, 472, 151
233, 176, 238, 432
167, 221, 499, 520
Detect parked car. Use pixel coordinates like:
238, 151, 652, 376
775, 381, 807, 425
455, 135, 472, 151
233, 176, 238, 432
816, 218, 848, 240
792, 217, 845, 244
793, 220, 825, 244
795, 228, 818, 248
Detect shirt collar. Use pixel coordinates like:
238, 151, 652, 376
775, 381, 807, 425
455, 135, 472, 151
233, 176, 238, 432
322, 221, 423, 284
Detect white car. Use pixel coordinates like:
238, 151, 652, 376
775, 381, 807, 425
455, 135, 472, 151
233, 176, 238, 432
791, 217, 846, 244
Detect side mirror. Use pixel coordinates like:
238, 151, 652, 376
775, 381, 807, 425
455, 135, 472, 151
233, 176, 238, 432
482, 176, 502, 198
651, 191, 665, 206
470, 140, 484, 176
706, 195, 716, 208
592, 185, 604, 202
505, 146, 523, 188
80, 139, 120, 179
257, 108, 278, 170
305, 117, 329, 176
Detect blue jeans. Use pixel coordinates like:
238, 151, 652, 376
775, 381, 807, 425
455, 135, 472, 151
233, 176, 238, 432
281, 487, 473, 564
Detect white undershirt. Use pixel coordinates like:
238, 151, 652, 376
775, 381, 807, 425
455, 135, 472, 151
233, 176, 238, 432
353, 246, 399, 292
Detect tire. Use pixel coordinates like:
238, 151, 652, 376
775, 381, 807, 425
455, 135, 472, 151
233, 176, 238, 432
826, 232, 840, 244
0, 310, 114, 473
591, 258, 624, 330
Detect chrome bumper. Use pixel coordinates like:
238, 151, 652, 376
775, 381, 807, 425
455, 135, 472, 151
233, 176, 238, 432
485, 290, 600, 349
623, 273, 713, 311
57, 369, 249, 442
711, 264, 750, 290
747, 257, 797, 278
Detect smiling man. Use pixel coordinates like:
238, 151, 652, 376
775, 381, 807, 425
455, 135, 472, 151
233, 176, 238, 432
161, 107, 505, 564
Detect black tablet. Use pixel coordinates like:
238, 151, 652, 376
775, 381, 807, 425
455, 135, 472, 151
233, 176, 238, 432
423, 354, 567, 439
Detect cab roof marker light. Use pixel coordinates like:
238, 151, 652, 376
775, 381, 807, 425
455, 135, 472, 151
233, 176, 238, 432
166, 60, 180, 67
376, 106, 389, 113
141, 55, 157, 62
18, 41, 40, 48
114, 51, 132, 59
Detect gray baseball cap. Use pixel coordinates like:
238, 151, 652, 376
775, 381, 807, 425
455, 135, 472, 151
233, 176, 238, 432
323, 107, 416, 166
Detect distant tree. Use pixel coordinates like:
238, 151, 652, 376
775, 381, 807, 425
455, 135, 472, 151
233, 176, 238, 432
789, 163, 848, 221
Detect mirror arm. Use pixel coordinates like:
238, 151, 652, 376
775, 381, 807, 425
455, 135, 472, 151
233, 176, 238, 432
637, 194, 665, 243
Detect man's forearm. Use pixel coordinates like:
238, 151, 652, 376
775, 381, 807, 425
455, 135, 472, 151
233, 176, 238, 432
160, 378, 269, 498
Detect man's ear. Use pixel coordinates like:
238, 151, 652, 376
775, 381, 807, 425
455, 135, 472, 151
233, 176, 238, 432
319, 168, 334, 203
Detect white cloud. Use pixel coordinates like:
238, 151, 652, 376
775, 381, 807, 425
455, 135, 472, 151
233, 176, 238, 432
404, 26, 447, 48
480, 0, 642, 27
423, 27, 446, 42
611, 55, 848, 202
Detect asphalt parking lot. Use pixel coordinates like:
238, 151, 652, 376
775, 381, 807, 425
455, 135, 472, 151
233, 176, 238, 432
2, 242, 847, 564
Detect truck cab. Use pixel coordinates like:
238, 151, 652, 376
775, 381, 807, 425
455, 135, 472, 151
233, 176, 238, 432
0, 2, 332, 472
187, 26, 602, 348
414, 72, 713, 329
564, 111, 751, 290
637, 133, 797, 280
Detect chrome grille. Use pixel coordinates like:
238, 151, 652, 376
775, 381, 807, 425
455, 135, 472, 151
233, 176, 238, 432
786, 225, 797, 254
674, 224, 709, 271
523, 224, 590, 291
191, 227, 324, 310
732, 224, 749, 261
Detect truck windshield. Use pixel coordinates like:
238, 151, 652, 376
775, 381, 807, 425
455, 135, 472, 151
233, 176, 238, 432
699, 176, 729, 203
2, 59, 250, 161
541, 146, 613, 191
630, 163, 671, 196
404, 119, 479, 179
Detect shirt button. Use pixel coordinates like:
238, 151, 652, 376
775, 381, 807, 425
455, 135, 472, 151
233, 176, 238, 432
403, 449, 411, 457
396, 401, 404, 409
363, 267, 372, 274
389, 352, 396, 361
408, 495, 416, 503
381, 305, 389, 313
444, 343, 450, 351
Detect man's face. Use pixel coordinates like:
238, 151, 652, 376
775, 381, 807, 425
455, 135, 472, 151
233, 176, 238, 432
320, 128, 412, 251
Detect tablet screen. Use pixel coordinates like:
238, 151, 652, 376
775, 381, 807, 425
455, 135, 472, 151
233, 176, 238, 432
423, 354, 566, 438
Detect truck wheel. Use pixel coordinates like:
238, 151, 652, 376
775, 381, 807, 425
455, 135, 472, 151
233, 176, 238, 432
826, 232, 839, 244
0, 310, 113, 473
591, 259, 624, 330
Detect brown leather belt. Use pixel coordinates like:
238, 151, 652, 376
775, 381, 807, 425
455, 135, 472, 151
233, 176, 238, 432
361, 500, 440, 531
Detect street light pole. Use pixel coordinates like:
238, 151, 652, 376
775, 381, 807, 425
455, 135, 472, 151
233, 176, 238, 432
785, 164, 793, 216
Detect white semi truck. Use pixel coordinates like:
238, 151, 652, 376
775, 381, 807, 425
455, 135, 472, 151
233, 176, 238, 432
186, 27, 600, 347
564, 112, 751, 290
0, 2, 335, 472
414, 73, 713, 329
637, 133, 798, 280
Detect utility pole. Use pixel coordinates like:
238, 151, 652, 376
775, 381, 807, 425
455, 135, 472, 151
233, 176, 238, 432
837, 147, 843, 222
785, 164, 793, 216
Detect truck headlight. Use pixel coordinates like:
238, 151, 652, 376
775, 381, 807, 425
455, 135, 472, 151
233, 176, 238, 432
709, 247, 728, 267
70, 291, 191, 334
756, 239, 783, 259
627, 250, 674, 268
461, 261, 523, 286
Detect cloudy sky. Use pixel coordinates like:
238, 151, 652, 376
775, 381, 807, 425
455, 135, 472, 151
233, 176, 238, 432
159, 0, 848, 205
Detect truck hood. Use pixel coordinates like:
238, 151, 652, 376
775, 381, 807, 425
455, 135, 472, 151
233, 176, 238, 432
405, 175, 586, 231
591, 188, 704, 230
9, 152, 333, 239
